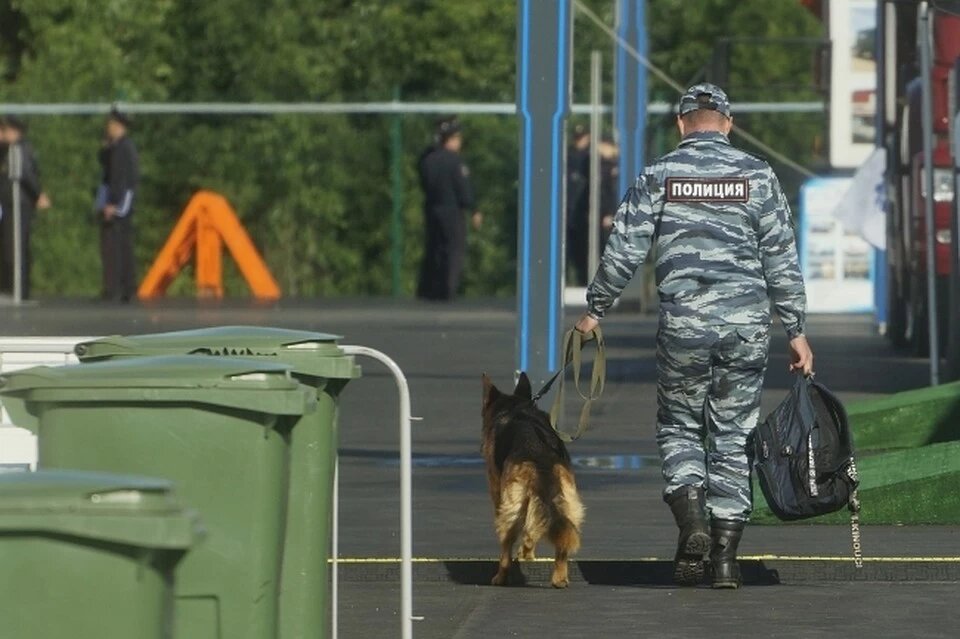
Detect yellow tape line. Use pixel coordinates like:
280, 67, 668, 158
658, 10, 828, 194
331, 556, 960, 564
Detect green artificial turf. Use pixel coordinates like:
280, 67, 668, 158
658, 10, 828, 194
752, 440, 960, 525
847, 381, 960, 452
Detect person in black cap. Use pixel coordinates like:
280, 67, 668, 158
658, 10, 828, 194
416, 117, 482, 300
96, 107, 140, 302
575, 82, 811, 589
0, 115, 51, 299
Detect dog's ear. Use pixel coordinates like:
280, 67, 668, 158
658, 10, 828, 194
482, 374, 502, 406
514, 372, 533, 400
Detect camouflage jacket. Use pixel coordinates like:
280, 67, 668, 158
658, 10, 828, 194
586, 131, 806, 338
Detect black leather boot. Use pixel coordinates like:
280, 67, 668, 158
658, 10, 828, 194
710, 519, 745, 589
666, 486, 711, 586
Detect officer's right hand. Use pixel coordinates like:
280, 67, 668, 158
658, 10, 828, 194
471, 211, 483, 231
575, 314, 599, 335
788, 335, 814, 376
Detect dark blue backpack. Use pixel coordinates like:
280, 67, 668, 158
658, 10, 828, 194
753, 375, 863, 565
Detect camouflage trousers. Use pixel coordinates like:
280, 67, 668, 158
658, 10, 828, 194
656, 322, 769, 521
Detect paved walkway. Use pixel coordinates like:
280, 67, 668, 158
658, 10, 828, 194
3, 298, 957, 638
340, 581, 959, 638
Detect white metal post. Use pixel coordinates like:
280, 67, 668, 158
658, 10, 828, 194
919, 1, 940, 385
331, 456, 339, 638
7, 144, 24, 305
588, 50, 602, 280
339, 346, 414, 639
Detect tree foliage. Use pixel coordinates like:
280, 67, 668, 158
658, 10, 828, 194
0, 0, 823, 298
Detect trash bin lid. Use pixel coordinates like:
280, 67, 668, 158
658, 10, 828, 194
0, 470, 203, 549
0, 355, 317, 431
1, 354, 299, 390
75, 326, 359, 379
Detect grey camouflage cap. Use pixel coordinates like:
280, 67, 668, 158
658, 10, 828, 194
678, 83, 731, 118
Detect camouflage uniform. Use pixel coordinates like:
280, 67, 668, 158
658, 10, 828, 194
586, 85, 806, 521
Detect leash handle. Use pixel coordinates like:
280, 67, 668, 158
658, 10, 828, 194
546, 326, 606, 442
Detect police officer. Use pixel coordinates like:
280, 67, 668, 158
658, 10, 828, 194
97, 107, 139, 302
0, 115, 51, 300
566, 125, 591, 285
598, 137, 620, 243
567, 130, 620, 285
575, 84, 813, 588
417, 117, 481, 301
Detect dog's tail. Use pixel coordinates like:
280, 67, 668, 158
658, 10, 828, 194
549, 464, 584, 556
496, 462, 535, 543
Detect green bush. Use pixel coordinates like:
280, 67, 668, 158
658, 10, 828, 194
1, 0, 822, 297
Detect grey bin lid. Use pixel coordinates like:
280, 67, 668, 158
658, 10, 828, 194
0, 355, 318, 432
75, 326, 360, 380
0, 470, 203, 549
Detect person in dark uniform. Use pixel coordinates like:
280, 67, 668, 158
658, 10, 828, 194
416, 117, 481, 300
566, 125, 591, 285
97, 108, 139, 302
598, 137, 620, 245
0, 115, 51, 299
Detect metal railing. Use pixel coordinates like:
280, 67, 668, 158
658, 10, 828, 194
0, 100, 824, 116
337, 346, 415, 639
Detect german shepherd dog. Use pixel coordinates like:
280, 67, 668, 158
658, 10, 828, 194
482, 373, 585, 588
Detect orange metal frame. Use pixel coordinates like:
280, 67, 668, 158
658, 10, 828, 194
138, 191, 281, 300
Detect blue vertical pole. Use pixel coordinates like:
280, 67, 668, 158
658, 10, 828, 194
616, 0, 648, 195
874, 249, 887, 323
515, 0, 572, 389
873, 0, 887, 329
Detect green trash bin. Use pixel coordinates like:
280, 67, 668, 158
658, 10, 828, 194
73, 326, 360, 639
0, 355, 317, 639
0, 469, 202, 639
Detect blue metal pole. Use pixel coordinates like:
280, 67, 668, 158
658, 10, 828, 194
874, 249, 887, 324
635, 1, 648, 179
616, 0, 648, 195
515, 0, 572, 389
873, 0, 887, 330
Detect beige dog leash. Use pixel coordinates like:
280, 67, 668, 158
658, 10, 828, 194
532, 327, 606, 442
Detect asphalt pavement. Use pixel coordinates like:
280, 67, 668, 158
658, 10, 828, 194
2, 298, 957, 638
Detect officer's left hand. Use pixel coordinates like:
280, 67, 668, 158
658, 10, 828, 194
788, 335, 814, 376
472, 211, 483, 231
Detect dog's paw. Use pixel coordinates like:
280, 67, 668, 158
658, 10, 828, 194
551, 564, 570, 589
518, 547, 536, 561
491, 571, 509, 586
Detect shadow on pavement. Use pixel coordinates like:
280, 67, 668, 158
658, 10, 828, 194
441, 559, 781, 586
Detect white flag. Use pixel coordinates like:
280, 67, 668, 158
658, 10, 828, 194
830, 147, 886, 249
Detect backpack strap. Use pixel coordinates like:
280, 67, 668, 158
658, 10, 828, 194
810, 378, 863, 567
811, 380, 854, 452
847, 459, 864, 569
